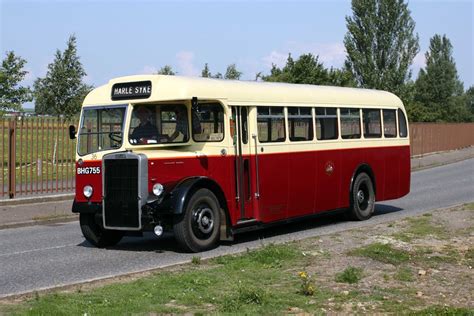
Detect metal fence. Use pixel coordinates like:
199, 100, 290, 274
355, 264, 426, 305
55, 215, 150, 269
1, 117, 474, 199
410, 123, 474, 156
1, 116, 76, 199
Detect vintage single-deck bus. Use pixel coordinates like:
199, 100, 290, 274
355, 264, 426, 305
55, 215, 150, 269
70, 75, 410, 252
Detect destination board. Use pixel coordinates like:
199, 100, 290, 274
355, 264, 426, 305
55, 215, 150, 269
111, 81, 152, 100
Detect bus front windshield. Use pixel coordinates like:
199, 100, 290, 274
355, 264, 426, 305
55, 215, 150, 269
129, 104, 189, 145
78, 106, 126, 156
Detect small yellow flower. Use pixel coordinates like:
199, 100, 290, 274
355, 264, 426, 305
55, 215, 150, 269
298, 271, 307, 279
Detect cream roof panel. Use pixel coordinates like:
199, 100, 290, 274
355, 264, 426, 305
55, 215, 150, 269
83, 75, 404, 108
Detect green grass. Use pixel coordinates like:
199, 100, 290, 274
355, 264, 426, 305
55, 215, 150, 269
412, 246, 460, 268
392, 216, 447, 242
349, 243, 411, 265
464, 203, 474, 211
2, 243, 326, 315
466, 248, 474, 267
394, 267, 414, 282
412, 306, 474, 315
191, 256, 201, 265
335, 266, 364, 284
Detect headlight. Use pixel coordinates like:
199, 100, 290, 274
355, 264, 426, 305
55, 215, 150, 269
83, 185, 93, 198
152, 183, 164, 196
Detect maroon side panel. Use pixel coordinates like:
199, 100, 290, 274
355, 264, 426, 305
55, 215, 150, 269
288, 150, 316, 217
315, 150, 342, 212
257, 152, 289, 222
398, 146, 411, 197
147, 155, 238, 224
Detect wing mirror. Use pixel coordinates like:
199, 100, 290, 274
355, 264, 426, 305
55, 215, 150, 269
69, 125, 76, 140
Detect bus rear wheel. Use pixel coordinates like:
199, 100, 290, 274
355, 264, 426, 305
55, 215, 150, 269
173, 188, 221, 253
348, 172, 375, 221
79, 213, 124, 248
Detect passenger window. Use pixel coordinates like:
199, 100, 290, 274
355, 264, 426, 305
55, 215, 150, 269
398, 109, 408, 138
288, 107, 313, 142
315, 107, 338, 140
340, 108, 361, 139
257, 107, 286, 143
363, 109, 382, 138
383, 109, 397, 138
192, 103, 224, 142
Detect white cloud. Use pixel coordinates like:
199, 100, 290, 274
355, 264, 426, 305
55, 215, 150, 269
410, 51, 426, 78
286, 41, 346, 68
141, 65, 158, 74
262, 50, 289, 69
261, 41, 347, 73
21, 68, 35, 86
176, 51, 199, 76
412, 51, 426, 69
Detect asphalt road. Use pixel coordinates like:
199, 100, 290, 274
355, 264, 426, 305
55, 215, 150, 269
1, 158, 473, 298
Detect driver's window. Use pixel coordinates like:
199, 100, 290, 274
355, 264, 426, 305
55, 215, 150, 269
129, 104, 189, 145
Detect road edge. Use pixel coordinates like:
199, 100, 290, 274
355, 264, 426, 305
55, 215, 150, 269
1, 202, 469, 302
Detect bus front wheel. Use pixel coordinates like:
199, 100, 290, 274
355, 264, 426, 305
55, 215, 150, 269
79, 213, 123, 248
173, 188, 221, 252
349, 172, 375, 221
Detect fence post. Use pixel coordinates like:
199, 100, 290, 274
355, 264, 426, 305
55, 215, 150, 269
8, 119, 16, 199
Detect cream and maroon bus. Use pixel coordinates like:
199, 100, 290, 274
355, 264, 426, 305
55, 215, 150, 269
71, 75, 410, 252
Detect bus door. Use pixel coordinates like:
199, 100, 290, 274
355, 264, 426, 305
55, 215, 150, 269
232, 106, 254, 220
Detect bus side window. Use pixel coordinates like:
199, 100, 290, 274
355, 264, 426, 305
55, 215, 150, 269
192, 103, 224, 142
340, 108, 361, 139
363, 109, 382, 138
257, 106, 286, 143
398, 109, 408, 138
288, 107, 313, 142
315, 107, 338, 140
383, 109, 397, 138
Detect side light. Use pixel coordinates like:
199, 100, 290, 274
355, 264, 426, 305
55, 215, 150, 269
152, 183, 164, 196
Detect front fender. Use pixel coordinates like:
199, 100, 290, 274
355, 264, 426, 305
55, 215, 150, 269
154, 176, 215, 214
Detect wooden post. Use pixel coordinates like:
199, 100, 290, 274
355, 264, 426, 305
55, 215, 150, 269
8, 119, 16, 199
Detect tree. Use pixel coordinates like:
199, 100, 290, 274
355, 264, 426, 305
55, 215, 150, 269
466, 86, 474, 119
157, 65, 175, 75
34, 35, 92, 119
224, 64, 242, 80
0, 51, 32, 114
262, 53, 355, 87
344, 0, 419, 100
201, 63, 211, 77
414, 34, 468, 122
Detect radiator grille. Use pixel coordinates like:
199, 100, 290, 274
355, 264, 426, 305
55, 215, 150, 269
103, 159, 139, 228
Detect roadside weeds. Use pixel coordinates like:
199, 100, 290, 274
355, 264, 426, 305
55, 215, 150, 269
1, 203, 473, 315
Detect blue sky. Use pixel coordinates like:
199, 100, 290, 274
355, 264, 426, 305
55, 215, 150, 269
1, 0, 473, 109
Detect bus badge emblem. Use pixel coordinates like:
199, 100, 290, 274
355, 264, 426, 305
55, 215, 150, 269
325, 162, 335, 175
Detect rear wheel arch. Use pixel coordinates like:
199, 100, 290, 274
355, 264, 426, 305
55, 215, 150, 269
350, 163, 376, 201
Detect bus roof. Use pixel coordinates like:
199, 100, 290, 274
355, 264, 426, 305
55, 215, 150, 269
83, 75, 404, 108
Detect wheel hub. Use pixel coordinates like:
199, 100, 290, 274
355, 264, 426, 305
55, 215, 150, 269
194, 207, 214, 234
357, 190, 365, 203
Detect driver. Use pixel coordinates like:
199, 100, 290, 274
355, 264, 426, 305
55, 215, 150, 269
130, 106, 158, 143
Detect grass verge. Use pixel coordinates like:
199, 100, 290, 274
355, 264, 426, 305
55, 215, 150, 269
349, 242, 411, 265
1, 204, 473, 315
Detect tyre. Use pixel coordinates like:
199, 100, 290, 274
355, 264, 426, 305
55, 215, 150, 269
348, 172, 375, 221
173, 188, 221, 252
79, 213, 124, 248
